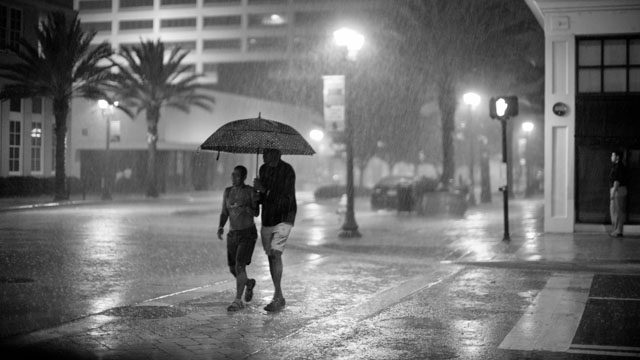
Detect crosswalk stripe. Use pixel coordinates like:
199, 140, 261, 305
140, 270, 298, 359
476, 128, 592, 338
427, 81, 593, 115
498, 273, 593, 352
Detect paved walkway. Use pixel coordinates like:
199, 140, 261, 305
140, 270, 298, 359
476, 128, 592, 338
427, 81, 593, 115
1, 192, 639, 359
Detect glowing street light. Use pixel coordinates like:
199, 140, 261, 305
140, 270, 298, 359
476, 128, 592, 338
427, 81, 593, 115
309, 129, 324, 142
333, 27, 364, 238
333, 27, 364, 61
98, 99, 118, 200
463, 92, 481, 206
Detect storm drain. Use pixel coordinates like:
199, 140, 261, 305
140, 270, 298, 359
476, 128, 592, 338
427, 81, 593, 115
101, 305, 187, 319
0, 277, 35, 284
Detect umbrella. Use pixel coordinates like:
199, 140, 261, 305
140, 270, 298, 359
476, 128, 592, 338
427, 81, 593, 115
199, 113, 316, 173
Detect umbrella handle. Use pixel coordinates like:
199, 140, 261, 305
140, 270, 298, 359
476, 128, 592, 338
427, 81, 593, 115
256, 150, 259, 177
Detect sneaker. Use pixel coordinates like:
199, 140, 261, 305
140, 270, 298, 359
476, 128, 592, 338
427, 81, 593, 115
227, 299, 244, 312
245, 279, 256, 302
264, 297, 285, 312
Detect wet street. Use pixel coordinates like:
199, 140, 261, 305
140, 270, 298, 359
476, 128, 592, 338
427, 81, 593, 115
1, 192, 639, 359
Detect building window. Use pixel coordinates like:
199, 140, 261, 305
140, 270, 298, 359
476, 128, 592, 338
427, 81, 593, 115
248, 0, 287, 5
120, 0, 154, 8
248, 13, 288, 28
0, 6, 22, 52
204, 0, 241, 5
577, 36, 640, 93
161, 0, 196, 6
161, 18, 196, 29
9, 120, 21, 173
31, 122, 43, 173
203, 38, 241, 51
51, 131, 56, 174
165, 41, 196, 51
32, 97, 43, 114
10, 97, 21, 112
248, 36, 287, 52
294, 11, 333, 28
78, 0, 113, 11
203, 15, 241, 28
119, 20, 153, 31
82, 21, 112, 33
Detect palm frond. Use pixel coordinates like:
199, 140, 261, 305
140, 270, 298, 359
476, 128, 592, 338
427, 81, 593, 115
107, 39, 216, 121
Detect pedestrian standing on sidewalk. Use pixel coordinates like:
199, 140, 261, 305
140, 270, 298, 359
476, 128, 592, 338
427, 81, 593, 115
253, 148, 296, 312
609, 150, 628, 238
218, 165, 259, 311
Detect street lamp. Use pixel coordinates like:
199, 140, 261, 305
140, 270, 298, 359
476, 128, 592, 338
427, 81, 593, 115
463, 92, 481, 206
98, 99, 118, 201
521, 121, 534, 197
334, 27, 363, 238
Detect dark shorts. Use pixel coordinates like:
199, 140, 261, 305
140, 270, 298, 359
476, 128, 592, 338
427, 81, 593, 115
227, 226, 257, 267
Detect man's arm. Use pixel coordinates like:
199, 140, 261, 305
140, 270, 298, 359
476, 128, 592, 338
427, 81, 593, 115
218, 188, 229, 240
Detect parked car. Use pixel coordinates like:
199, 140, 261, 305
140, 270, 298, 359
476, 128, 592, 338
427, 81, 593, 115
370, 175, 415, 210
371, 175, 441, 211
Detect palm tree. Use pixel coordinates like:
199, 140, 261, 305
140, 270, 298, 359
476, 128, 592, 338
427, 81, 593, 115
0, 11, 113, 200
106, 40, 215, 198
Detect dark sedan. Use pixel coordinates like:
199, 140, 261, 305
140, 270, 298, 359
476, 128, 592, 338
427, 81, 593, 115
370, 175, 415, 210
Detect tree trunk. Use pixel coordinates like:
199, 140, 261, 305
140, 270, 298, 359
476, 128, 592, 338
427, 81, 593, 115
53, 97, 69, 201
146, 107, 160, 198
357, 162, 367, 189
438, 76, 457, 189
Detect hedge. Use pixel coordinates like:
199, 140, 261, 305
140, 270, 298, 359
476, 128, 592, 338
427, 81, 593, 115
0, 177, 83, 197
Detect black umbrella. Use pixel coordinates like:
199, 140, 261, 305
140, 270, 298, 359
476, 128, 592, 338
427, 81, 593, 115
199, 113, 316, 173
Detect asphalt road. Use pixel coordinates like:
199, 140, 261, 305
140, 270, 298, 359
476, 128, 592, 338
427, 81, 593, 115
1, 195, 639, 359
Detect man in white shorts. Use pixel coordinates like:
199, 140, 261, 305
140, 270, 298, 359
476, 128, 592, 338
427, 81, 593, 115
254, 149, 296, 312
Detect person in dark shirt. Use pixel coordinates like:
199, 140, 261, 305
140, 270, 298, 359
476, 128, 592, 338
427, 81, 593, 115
609, 150, 628, 237
253, 148, 296, 312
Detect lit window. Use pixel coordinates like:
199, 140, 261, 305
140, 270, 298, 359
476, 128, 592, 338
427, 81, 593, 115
31, 122, 43, 173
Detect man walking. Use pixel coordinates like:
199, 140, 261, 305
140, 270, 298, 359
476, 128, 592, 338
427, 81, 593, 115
218, 165, 259, 311
253, 149, 296, 312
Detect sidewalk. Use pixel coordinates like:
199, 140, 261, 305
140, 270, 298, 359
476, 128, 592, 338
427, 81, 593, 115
1, 193, 639, 359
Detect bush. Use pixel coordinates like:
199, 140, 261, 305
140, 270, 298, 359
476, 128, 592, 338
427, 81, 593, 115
0, 176, 83, 197
313, 184, 371, 200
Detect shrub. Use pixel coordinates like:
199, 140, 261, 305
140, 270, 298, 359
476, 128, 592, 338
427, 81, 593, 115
0, 176, 83, 197
314, 184, 371, 200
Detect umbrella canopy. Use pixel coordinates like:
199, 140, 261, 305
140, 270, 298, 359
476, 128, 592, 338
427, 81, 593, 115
199, 114, 316, 155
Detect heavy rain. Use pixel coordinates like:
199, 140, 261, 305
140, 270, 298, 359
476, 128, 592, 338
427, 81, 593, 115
1, 0, 640, 359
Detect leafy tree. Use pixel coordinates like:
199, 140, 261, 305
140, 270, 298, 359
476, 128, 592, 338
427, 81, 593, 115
0, 12, 113, 200
387, 0, 542, 187
105, 40, 215, 197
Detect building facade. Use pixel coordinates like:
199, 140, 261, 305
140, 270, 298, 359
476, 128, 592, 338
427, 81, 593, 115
75, 0, 383, 83
70, 0, 384, 193
0, 0, 74, 182
526, 0, 640, 232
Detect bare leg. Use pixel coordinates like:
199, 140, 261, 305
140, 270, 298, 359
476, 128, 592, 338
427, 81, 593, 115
268, 251, 284, 300
234, 263, 248, 300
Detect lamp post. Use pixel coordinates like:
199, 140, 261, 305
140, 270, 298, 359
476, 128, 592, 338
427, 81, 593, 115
334, 27, 363, 238
463, 92, 480, 206
521, 121, 534, 197
98, 99, 118, 201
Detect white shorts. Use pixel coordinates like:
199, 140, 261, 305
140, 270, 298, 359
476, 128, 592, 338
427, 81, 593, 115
261, 223, 293, 254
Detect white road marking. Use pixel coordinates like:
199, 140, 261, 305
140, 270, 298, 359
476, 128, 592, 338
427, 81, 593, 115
499, 273, 593, 352
568, 344, 640, 358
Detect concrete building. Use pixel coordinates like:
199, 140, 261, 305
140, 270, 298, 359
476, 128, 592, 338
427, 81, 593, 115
69, 0, 383, 194
526, 0, 640, 232
0, 0, 74, 184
